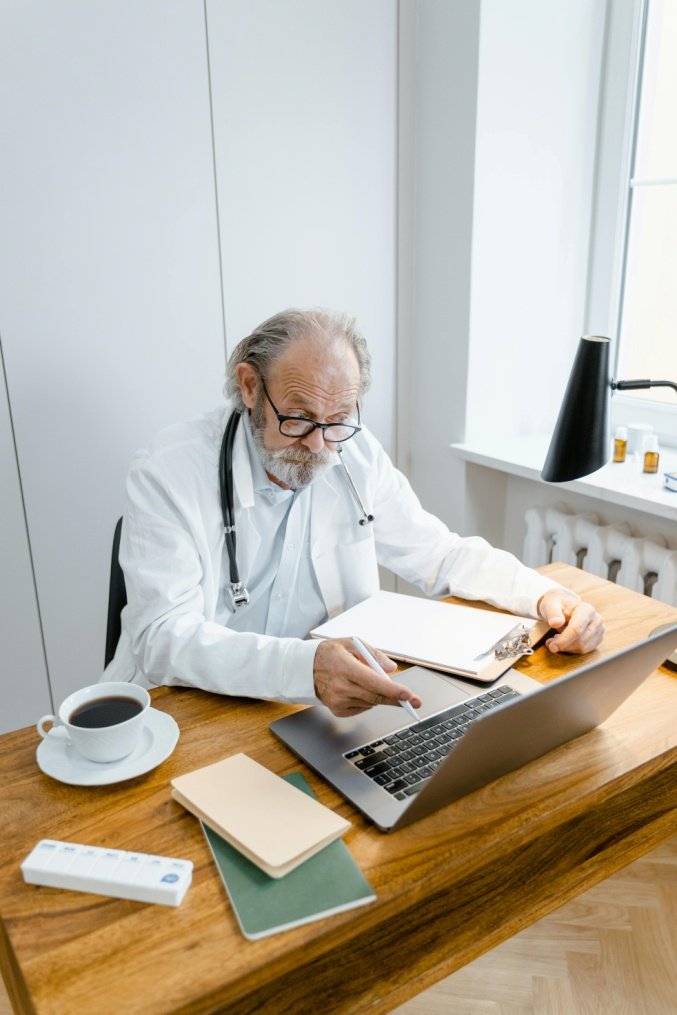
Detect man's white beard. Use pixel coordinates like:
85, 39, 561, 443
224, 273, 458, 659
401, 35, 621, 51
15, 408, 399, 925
249, 399, 336, 489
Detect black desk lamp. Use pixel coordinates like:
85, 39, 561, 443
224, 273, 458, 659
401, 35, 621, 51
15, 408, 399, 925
541, 335, 677, 669
541, 334, 677, 483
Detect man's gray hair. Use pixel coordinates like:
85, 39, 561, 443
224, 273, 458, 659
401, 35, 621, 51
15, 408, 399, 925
225, 308, 372, 412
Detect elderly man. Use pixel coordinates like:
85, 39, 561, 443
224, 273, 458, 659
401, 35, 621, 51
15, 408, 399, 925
105, 308, 604, 716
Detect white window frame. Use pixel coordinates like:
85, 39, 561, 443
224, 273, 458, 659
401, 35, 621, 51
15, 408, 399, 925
586, 0, 677, 446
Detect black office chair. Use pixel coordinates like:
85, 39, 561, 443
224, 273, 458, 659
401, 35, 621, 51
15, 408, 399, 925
104, 517, 127, 668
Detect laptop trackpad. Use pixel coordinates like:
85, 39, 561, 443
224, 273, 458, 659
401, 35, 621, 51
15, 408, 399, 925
400, 666, 473, 711
322, 666, 477, 749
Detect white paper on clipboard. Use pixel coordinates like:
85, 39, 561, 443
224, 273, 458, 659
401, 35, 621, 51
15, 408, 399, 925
311, 591, 549, 683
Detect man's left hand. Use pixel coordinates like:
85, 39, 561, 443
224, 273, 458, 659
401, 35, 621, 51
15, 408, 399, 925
537, 589, 605, 655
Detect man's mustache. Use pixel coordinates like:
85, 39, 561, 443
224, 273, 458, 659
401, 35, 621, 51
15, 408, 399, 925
271, 446, 336, 465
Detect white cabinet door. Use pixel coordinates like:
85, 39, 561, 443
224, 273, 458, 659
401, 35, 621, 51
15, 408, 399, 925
0, 2, 226, 707
0, 357, 52, 733
206, 0, 397, 453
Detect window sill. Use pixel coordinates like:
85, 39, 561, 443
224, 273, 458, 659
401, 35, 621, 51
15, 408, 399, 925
451, 436, 677, 522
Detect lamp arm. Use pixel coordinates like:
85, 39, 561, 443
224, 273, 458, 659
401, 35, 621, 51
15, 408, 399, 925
613, 378, 677, 394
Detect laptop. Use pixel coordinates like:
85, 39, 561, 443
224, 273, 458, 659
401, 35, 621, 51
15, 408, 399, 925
270, 624, 677, 832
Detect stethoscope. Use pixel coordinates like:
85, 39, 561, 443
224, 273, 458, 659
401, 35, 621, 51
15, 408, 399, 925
219, 411, 374, 609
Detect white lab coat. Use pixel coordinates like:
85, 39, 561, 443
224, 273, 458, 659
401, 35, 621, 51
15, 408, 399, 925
104, 404, 563, 702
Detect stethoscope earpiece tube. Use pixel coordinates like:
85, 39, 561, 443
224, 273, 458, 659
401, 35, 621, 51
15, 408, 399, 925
337, 445, 374, 526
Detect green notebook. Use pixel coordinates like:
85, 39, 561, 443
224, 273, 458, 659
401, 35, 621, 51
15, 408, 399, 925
202, 772, 376, 940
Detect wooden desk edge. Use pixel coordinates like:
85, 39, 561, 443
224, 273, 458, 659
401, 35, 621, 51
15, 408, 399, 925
2, 563, 677, 1014
0, 918, 34, 1015
152, 759, 677, 1015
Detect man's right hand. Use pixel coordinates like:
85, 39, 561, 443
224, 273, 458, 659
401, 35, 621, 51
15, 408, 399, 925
313, 637, 422, 717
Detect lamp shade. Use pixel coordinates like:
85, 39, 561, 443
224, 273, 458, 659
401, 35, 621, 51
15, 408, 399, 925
541, 335, 611, 483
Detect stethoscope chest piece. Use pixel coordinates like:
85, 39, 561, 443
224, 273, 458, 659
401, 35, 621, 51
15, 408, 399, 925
227, 581, 250, 609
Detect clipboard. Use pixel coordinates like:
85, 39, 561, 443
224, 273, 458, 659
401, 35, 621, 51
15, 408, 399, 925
311, 591, 550, 683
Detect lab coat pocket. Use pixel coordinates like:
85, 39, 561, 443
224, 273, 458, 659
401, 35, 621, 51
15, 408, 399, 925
312, 534, 380, 620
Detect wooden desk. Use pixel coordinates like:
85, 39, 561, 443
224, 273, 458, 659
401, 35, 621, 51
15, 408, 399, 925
2, 564, 677, 1015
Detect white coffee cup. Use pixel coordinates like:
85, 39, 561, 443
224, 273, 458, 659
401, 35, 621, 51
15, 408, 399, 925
37, 681, 150, 763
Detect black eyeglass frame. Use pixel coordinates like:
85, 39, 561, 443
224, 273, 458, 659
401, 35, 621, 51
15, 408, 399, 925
260, 378, 362, 443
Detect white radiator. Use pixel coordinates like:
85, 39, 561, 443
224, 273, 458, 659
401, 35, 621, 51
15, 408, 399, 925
523, 505, 677, 606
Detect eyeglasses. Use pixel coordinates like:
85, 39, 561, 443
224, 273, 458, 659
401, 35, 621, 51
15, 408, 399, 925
260, 379, 362, 443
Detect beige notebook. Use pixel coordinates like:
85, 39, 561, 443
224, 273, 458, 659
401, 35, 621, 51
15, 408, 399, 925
171, 753, 351, 878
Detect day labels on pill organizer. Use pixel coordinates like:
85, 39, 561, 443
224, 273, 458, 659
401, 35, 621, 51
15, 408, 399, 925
21, 839, 192, 907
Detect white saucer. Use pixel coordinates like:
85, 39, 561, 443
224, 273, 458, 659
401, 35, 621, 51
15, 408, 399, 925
36, 708, 179, 786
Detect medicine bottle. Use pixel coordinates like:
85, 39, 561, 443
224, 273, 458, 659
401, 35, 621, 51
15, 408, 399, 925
643, 435, 659, 474
613, 426, 627, 463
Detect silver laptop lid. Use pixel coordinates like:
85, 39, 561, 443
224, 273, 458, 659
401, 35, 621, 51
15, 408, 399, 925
270, 624, 677, 832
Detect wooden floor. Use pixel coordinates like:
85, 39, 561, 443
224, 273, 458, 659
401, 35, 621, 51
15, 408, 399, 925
1, 836, 675, 1014
394, 835, 677, 1015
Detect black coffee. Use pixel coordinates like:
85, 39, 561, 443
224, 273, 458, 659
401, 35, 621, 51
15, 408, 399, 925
69, 696, 143, 728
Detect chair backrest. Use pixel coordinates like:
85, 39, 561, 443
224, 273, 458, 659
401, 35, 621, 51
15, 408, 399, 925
104, 517, 127, 668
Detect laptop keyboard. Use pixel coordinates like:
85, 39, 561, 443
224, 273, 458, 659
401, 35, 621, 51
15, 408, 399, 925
343, 685, 522, 801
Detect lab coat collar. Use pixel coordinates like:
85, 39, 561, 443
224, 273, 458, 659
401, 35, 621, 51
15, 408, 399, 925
309, 460, 342, 547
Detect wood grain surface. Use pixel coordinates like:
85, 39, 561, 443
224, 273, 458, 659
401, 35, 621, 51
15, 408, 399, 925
1, 564, 676, 1015
392, 833, 677, 1015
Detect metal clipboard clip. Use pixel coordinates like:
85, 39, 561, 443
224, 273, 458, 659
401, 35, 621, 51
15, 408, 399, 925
474, 623, 535, 662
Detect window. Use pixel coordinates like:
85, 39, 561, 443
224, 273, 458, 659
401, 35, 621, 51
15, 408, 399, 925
616, 0, 677, 405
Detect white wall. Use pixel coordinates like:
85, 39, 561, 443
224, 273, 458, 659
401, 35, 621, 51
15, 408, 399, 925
585, 0, 639, 338
206, 0, 397, 452
0, 1, 621, 731
0, 353, 51, 728
466, 0, 606, 447
458, 1, 677, 564
0, 1, 226, 719
397, 0, 608, 551
0, 0, 399, 731
397, 0, 480, 535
